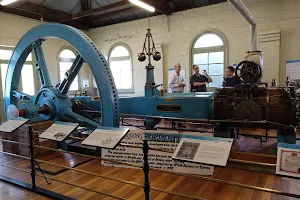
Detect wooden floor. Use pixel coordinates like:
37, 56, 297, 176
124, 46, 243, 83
0, 150, 300, 200
0, 180, 50, 200
1, 122, 300, 200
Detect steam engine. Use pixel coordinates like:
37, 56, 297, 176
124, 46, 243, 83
214, 51, 297, 143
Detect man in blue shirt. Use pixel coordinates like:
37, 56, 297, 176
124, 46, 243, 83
224, 66, 241, 87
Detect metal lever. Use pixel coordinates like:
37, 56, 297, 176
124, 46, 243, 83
153, 84, 162, 89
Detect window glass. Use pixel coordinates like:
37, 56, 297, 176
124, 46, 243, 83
192, 33, 225, 88
194, 53, 208, 65
59, 49, 78, 91
209, 51, 224, 63
208, 76, 223, 87
208, 64, 224, 75
110, 46, 129, 57
1, 64, 8, 96
1, 64, 35, 96
26, 53, 32, 61
0, 49, 13, 60
21, 65, 35, 95
60, 49, 76, 59
109, 45, 133, 92
194, 33, 223, 48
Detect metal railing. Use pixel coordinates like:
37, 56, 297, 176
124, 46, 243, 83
0, 126, 299, 200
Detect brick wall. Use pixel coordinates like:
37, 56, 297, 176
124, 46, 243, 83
1, 0, 300, 94
89, 0, 300, 90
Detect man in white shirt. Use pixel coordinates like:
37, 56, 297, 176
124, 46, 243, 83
169, 63, 186, 93
168, 63, 186, 128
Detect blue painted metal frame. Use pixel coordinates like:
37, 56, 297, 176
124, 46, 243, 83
119, 92, 214, 120
4, 23, 120, 128
32, 40, 52, 88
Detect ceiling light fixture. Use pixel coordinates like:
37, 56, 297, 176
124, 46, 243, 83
129, 0, 155, 12
0, 0, 18, 6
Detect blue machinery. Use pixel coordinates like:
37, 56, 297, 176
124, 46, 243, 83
4, 23, 297, 144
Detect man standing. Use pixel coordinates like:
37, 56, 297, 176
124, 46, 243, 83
169, 63, 186, 128
169, 63, 186, 93
223, 66, 241, 87
190, 64, 213, 92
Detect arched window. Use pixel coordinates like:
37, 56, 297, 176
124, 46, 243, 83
59, 49, 79, 91
192, 32, 227, 88
0, 47, 35, 96
109, 44, 133, 93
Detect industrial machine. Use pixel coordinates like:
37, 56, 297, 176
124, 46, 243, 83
3, 22, 297, 145
4, 23, 119, 129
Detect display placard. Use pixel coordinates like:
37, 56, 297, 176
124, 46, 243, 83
39, 121, 79, 141
276, 143, 300, 178
82, 127, 130, 149
0, 119, 29, 133
101, 130, 215, 175
172, 136, 233, 167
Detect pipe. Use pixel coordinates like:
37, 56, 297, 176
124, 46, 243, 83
227, 0, 258, 51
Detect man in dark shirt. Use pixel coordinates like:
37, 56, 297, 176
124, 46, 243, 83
190, 64, 213, 92
223, 66, 241, 87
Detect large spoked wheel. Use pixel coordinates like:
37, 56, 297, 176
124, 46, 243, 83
4, 23, 119, 128
235, 60, 262, 84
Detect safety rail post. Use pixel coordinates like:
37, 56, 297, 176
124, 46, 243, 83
142, 140, 150, 200
28, 125, 36, 189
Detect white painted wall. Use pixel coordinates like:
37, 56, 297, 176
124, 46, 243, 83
1, 0, 300, 96
0, 12, 90, 89
89, 0, 300, 89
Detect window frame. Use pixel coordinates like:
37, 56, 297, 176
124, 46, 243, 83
0, 45, 36, 97
191, 30, 228, 90
57, 47, 81, 93
108, 43, 134, 94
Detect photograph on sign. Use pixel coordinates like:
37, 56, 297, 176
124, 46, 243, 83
0, 119, 29, 133
101, 130, 214, 176
172, 138, 233, 167
276, 143, 300, 178
39, 121, 79, 141
82, 127, 130, 149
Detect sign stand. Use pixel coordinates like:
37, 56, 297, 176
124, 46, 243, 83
39, 121, 79, 141
81, 127, 130, 149
0, 119, 29, 133
172, 137, 233, 167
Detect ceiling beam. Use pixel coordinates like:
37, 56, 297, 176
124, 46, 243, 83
143, 0, 173, 15
0, 5, 89, 30
91, 6, 140, 21
20, 1, 71, 18
64, 0, 130, 22
80, 0, 92, 26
